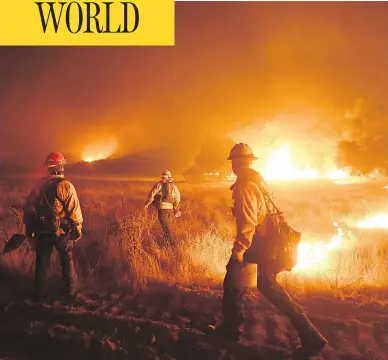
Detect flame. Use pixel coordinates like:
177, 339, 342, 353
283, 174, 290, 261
294, 222, 348, 271
295, 213, 388, 272
81, 137, 117, 163
327, 169, 348, 180
203, 143, 354, 183
355, 213, 388, 229
256, 144, 351, 182
261, 145, 319, 181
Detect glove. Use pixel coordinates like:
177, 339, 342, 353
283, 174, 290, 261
69, 225, 82, 243
226, 251, 244, 275
26, 228, 34, 239
25, 223, 34, 238
231, 250, 244, 264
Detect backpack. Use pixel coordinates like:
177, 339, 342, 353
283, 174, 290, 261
153, 182, 174, 208
162, 182, 174, 203
239, 170, 301, 273
31, 177, 67, 234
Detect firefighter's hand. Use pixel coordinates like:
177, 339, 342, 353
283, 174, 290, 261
24, 221, 34, 238
144, 204, 149, 210
69, 226, 82, 243
25, 227, 34, 239
227, 252, 244, 274
231, 250, 244, 264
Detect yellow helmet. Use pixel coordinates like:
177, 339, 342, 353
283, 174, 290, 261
227, 143, 257, 160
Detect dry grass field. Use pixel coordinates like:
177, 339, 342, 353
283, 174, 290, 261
1, 176, 388, 360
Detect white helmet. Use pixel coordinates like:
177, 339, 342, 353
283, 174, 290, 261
161, 170, 172, 181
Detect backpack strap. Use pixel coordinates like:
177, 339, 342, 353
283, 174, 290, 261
255, 182, 283, 216
235, 169, 283, 216
42, 177, 68, 213
252, 179, 294, 230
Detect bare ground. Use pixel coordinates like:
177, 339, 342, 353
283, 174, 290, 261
1, 277, 388, 360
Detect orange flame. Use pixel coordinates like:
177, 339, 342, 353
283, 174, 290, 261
294, 223, 349, 272
81, 137, 117, 163
355, 213, 388, 229
260, 145, 319, 180
255, 144, 351, 182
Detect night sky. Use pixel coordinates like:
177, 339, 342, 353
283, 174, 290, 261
1, 2, 388, 171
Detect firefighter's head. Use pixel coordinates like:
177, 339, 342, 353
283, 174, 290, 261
227, 143, 257, 175
161, 170, 172, 183
44, 152, 66, 175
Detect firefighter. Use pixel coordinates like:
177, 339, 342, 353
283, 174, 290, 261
144, 170, 181, 246
216, 143, 328, 358
23, 152, 83, 300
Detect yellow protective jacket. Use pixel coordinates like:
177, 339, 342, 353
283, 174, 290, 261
230, 168, 278, 256
23, 174, 83, 234
145, 181, 180, 210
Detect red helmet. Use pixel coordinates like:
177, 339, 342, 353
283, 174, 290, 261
44, 152, 66, 167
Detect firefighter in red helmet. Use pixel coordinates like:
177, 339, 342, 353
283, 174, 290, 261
23, 152, 83, 301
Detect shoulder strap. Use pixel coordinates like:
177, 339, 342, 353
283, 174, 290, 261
239, 170, 283, 216
256, 182, 282, 215
43, 177, 68, 211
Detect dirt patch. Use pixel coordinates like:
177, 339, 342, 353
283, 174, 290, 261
1, 281, 387, 360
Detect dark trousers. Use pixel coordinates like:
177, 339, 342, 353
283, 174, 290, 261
223, 258, 322, 344
157, 209, 174, 246
34, 234, 76, 295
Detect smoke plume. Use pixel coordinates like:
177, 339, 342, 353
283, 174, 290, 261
337, 99, 388, 174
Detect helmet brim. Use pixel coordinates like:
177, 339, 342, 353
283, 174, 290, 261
227, 155, 258, 161
45, 162, 66, 167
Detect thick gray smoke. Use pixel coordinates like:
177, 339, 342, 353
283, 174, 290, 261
337, 99, 388, 174
183, 137, 235, 180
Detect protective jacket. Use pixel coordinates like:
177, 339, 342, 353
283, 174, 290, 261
145, 181, 181, 210
23, 174, 83, 236
230, 168, 278, 257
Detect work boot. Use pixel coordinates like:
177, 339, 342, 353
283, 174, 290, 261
65, 287, 77, 298
214, 322, 242, 342
30, 288, 44, 303
290, 312, 328, 358
294, 330, 328, 358
61, 281, 78, 300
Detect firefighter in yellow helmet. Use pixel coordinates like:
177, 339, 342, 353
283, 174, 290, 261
144, 170, 181, 245
23, 152, 83, 301
216, 143, 328, 357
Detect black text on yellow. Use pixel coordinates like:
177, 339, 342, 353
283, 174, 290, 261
35, 1, 140, 34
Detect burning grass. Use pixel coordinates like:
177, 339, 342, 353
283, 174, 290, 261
1, 177, 388, 301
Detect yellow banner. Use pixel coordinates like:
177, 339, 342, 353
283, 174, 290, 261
0, 0, 175, 46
